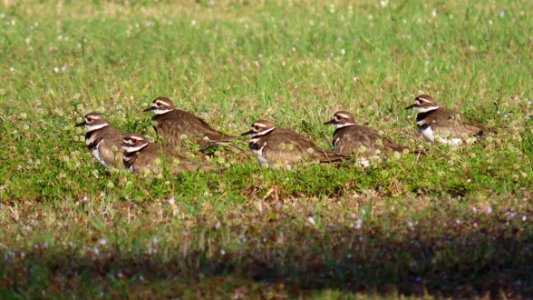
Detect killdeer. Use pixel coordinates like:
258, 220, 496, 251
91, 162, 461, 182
241, 119, 346, 169
76, 112, 124, 168
121, 134, 201, 174
405, 95, 483, 145
144, 97, 238, 150
324, 111, 408, 157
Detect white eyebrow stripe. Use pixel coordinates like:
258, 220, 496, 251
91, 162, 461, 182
336, 113, 351, 119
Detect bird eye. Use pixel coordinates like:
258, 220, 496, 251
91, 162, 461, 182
335, 115, 340, 121
253, 125, 260, 130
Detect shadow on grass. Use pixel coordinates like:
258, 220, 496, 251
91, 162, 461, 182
1, 223, 531, 298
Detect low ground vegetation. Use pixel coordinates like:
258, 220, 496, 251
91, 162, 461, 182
0, 1, 531, 298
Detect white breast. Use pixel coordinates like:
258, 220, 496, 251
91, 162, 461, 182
419, 126, 435, 142
251, 143, 268, 166
86, 133, 98, 146
91, 141, 109, 167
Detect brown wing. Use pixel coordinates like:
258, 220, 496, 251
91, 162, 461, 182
263, 129, 344, 166
154, 112, 191, 148
335, 126, 407, 156
134, 143, 207, 174
428, 108, 483, 139
132, 143, 163, 174
98, 127, 124, 168
155, 110, 236, 148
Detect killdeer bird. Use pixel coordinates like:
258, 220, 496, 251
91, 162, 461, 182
76, 112, 124, 168
405, 95, 483, 145
144, 97, 238, 150
241, 119, 346, 169
121, 134, 200, 174
324, 111, 408, 157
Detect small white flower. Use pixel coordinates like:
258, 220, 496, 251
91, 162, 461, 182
307, 216, 316, 225
354, 219, 362, 230
431, 9, 437, 18
407, 221, 415, 229
167, 197, 175, 205
98, 239, 107, 246
220, 249, 225, 255
191, 19, 197, 26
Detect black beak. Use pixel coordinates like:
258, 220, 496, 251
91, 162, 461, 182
241, 130, 253, 136
405, 104, 416, 110
75, 121, 85, 127
143, 107, 153, 112
324, 119, 336, 125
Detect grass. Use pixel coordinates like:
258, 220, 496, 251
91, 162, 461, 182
0, 0, 532, 298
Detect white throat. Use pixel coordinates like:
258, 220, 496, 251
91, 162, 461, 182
86, 123, 109, 132
123, 142, 149, 153
250, 127, 275, 138
152, 108, 173, 115
91, 140, 109, 167
415, 106, 439, 113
